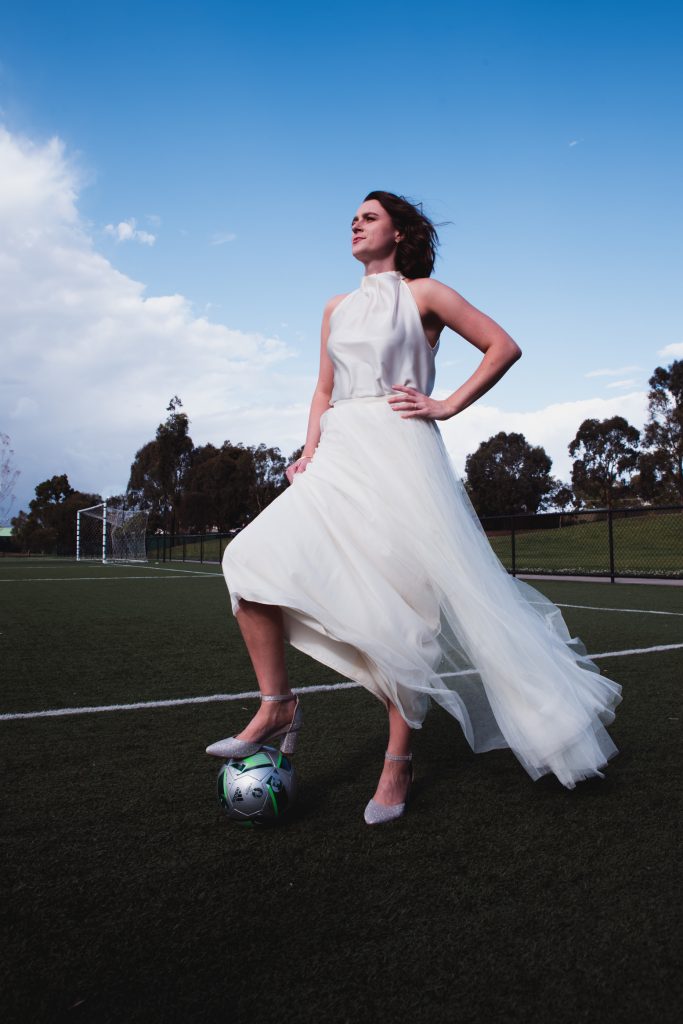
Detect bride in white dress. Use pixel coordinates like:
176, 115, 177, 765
206, 190, 622, 824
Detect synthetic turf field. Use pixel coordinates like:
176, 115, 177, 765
1, 558, 681, 1023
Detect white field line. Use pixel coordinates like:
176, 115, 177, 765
556, 602, 683, 618
0, 682, 361, 720
0, 564, 221, 583
2, 642, 681, 723
0, 575, 217, 583
0, 562, 220, 577
588, 643, 683, 659
137, 564, 221, 575
0, 562, 152, 571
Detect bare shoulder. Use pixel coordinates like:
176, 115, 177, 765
408, 277, 478, 324
407, 277, 462, 304
402, 277, 463, 329
324, 292, 351, 318
320, 292, 352, 344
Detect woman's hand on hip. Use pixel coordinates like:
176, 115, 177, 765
387, 385, 453, 421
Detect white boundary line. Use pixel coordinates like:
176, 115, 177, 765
0, 682, 361, 720
135, 564, 221, 575
0, 562, 220, 578
588, 643, 683, 658
0, 564, 222, 583
0, 574, 218, 583
556, 602, 683, 618
2, 643, 681, 722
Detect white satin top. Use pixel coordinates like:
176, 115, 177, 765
328, 270, 439, 405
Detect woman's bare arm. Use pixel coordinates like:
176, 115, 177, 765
392, 279, 522, 420
285, 295, 344, 482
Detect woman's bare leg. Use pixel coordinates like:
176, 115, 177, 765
371, 701, 413, 806
235, 598, 289, 694
231, 598, 294, 742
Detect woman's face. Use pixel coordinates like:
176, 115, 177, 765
351, 199, 401, 263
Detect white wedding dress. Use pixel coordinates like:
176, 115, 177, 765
222, 270, 622, 788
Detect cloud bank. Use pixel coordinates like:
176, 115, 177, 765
0, 125, 297, 512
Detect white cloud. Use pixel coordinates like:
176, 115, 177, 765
104, 217, 156, 245
584, 365, 642, 378
210, 231, 237, 245
606, 379, 636, 389
0, 125, 297, 511
436, 390, 649, 482
659, 342, 683, 358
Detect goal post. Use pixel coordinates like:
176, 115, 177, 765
76, 501, 149, 563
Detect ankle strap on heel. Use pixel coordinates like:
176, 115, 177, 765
385, 751, 412, 762
261, 693, 297, 703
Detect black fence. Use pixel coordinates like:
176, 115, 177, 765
479, 504, 682, 581
146, 532, 233, 566
146, 504, 683, 582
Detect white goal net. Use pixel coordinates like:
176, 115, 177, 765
76, 502, 149, 563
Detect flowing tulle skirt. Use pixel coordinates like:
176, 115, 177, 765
222, 395, 622, 789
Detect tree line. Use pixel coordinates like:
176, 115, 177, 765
466, 359, 681, 514
10, 360, 682, 554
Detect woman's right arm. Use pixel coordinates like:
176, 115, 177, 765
285, 295, 345, 485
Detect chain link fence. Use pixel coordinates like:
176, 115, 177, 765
146, 532, 233, 566
479, 505, 683, 580
147, 504, 683, 581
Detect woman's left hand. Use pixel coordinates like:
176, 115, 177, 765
285, 456, 313, 485
387, 385, 453, 421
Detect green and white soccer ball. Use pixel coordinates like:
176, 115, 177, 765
217, 746, 297, 826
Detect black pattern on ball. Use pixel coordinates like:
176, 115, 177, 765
217, 746, 297, 825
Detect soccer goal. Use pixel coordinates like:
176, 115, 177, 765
76, 502, 149, 563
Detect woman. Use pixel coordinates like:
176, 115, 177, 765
206, 191, 622, 824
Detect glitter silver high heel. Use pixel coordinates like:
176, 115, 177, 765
205, 693, 302, 759
363, 751, 414, 825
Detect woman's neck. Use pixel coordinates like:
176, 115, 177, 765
361, 256, 399, 277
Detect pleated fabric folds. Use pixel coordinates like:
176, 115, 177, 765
223, 396, 622, 789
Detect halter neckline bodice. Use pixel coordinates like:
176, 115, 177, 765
327, 268, 437, 405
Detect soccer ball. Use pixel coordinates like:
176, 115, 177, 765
217, 746, 297, 826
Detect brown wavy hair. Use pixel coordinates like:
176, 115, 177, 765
364, 190, 440, 279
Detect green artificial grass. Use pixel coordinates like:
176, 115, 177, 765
1, 562, 681, 1023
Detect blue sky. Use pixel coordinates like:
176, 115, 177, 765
1, 0, 681, 515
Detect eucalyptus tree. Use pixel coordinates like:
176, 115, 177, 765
568, 417, 640, 508
641, 359, 683, 501
465, 432, 555, 516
